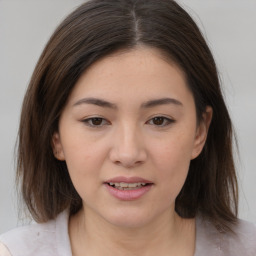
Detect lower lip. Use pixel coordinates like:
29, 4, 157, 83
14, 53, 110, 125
104, 184, 152, 201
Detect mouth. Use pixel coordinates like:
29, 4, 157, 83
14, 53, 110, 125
106, 182, 151, 190
104, 177, 153, 200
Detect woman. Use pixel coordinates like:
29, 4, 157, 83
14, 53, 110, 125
0, 0, 255, 255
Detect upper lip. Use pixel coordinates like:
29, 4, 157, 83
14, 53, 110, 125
104, 176, 153, 184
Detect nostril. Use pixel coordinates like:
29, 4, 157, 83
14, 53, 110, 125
109, 140, 147, 167
116, 160, 144, 168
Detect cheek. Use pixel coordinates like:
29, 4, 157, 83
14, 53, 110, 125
149, 131, 195, 196
60, 133, 109, 191
60, 124, 108, 167
151, 129, 195, 168
62, 143, 107, 206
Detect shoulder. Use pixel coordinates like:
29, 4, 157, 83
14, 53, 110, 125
195, 216, 256, 256
0, 242, 11, 256
0, 219, 56, 256
227, 219, 256, 255
0, 210, 72, 256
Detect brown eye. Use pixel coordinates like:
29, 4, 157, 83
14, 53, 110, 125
147, 116, 174, 127
82, 117, 110, 127
91, 118, 103, 126
152, 117, 165, 125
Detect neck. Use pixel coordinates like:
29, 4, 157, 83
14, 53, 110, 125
69, 207, 196, 256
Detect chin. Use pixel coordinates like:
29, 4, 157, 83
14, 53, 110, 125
102, 208, 153, 229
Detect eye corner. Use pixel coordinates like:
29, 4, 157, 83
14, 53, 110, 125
81, 116, 111, 128
146, 116, 176, 127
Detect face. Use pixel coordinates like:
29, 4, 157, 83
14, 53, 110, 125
53, 47, 212, 228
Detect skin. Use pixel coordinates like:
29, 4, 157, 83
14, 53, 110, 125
53, 47, 212, 256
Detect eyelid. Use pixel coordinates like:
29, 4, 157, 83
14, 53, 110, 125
80, 115, 175, 128
81, 116, 111, 127
146, 115, 175, 127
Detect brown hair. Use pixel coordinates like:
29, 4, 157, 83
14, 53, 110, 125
17, 0, 238, 231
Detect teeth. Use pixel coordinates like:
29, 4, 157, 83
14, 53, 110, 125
108, 182, 147, 190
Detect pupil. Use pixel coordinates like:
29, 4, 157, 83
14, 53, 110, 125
153, 117, 164, 125
92, 118, 102, 125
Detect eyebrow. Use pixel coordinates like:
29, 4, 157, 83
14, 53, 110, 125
73, 97, 183, 109
141, 97, 183, 108
73, 98, 117, 109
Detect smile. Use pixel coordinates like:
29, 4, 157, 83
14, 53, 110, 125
104, 177, 153, 200
108, 182, 147, 190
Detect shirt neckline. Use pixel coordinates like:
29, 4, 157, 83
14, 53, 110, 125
55, 210, 220, 256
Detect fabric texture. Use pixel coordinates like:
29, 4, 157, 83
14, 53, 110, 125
0, 210, 255, 256
0, 211, 72, 256
0, 243, 11, 256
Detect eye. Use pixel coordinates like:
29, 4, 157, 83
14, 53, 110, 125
82, 117, 110, 127
147, 116, 174, 127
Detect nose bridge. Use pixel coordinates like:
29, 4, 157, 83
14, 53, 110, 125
120, 122, 139, 152
109, 121, 147, 167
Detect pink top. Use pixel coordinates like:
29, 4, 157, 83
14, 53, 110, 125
0, 210, 256, 256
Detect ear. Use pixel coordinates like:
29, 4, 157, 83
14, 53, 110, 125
52, 132, 65, 161
191, 106, 213, 159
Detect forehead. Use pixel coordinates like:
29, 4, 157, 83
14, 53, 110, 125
67, 47, 192, 106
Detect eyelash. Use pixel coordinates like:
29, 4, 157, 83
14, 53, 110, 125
81, 116, 175, 128
82, 117, 110, 127
146, 116, 175, 127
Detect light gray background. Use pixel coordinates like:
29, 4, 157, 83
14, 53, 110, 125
0, 0, 255, 233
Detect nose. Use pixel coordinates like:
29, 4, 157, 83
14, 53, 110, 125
109, 123, 147, 168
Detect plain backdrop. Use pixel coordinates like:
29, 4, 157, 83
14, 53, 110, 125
0, 0, 255, 234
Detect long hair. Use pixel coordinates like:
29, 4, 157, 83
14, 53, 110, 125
17, 0, 238, 232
